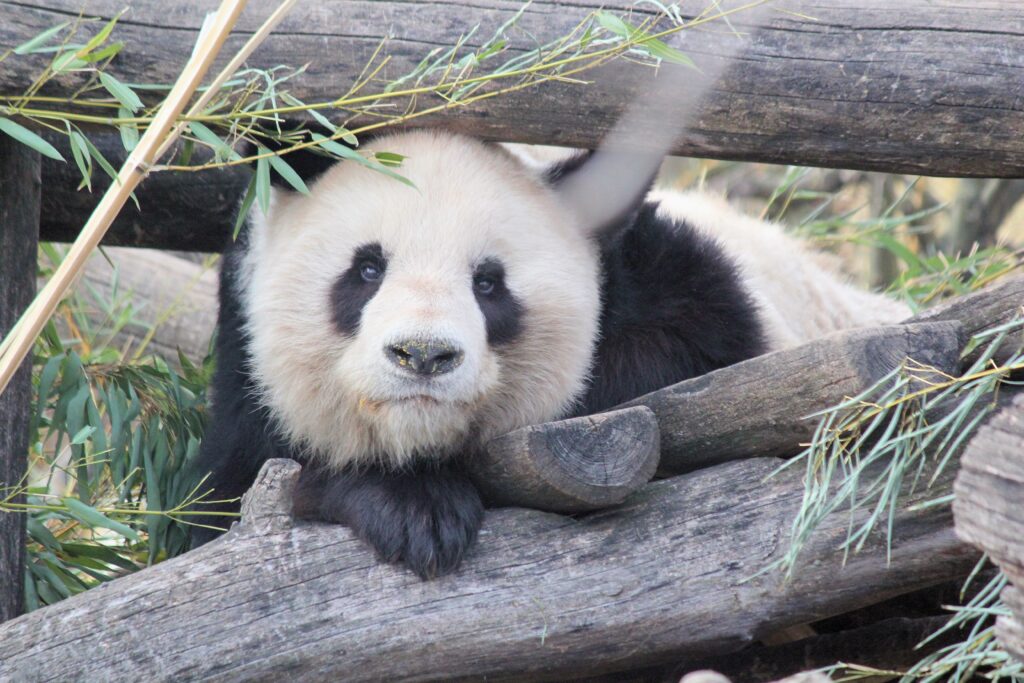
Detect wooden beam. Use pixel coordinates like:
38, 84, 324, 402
4, 0, 1023, 178
0, 455, 978, 681
0, 137, 40, 623
616, 322, 962, 474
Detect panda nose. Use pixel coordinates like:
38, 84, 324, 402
386, 339, 464, 376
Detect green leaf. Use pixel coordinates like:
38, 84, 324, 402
71, 425, 97, 446
188, 122, 240, 161
82, 14, 120, 55
99, 72, 143, 113
13, 22, 70, 55
63, 498, 141, 542
79, 41, 124, 63
267, 154, 310, 195
234, 174, 257, 239
255, 145, 272, 214
374, 152, 405, 168
0, 118, 64, 161
68, 129, 93, 190
637, 37, 695, 67
117, 108, 139, 152
596, 12, 633, 38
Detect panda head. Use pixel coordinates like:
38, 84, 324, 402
242, 131, 607, 471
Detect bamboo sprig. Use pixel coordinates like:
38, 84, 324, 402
0, 0, 253, 396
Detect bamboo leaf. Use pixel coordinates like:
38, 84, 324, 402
99, 72, 144, 113
268, 154, 311, 194
13, 22, 70, 55
0, 118, 65, 161
63, 498, 141, 542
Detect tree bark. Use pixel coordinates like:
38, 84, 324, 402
953, 392, 1024, 663
0, 137, 40, 623
906, 275, 1024, 367
4, 0, 1023, 178
470, 406, 660, 512
615, 322, 962, 474
0, 456, 978, 682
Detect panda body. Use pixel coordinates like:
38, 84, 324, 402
191, 130, 909, 578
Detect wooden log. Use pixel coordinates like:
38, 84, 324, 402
953, 392, 1024, 663
0, 137, 40, 623
39, 134, 246, 252
4, 1, 1024, 178
0, 455, 977, 682
75, 247, 218, 364
470, 406, 660, 513
615, 322, 962, 475
905, 275, 1024, 367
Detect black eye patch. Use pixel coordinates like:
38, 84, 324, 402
331, 242, 387, 335
473, 258, 523, 346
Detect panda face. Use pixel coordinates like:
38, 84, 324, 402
242, 131, 602, 471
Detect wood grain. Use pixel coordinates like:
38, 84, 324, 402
0, 456, 977, 682
615, 322, 962, 475
953, 392, 1024, 663
0, 137, 40, 623
3, 1, 1023, 177
471, 406, 660, 512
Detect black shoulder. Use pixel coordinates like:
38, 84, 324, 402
573, 201, 766, 415
187, 218, 291, 546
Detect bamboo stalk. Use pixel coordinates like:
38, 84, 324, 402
0, 0, 259, 395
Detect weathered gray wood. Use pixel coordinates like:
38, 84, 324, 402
470, 406, 660, 513
0, 137, 40, 623
75, 247, 218, 363
4, 1, 1024, 178
905, 275, 1024, 367
616, 322, 962, 475
953, 392, 1024, 663
0, 455, 977, 682
39, 134, 246, 252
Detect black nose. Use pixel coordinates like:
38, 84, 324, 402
386, 339, 464, 376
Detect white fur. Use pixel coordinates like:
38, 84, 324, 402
242, 132, 910, 471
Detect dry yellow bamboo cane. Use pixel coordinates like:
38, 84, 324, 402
0, 0, 249, 395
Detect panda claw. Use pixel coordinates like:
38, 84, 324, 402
299, 462, 484, 579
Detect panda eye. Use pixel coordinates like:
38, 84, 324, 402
360, 261, 384, 283
473, 274, 496, 295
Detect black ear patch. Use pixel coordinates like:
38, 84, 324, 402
331, 243, 387, 335
543, 151, 594, 185
545, 150, 659, 245
247, 125, 353, 190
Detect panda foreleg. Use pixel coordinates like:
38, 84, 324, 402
293, 460, 484, 580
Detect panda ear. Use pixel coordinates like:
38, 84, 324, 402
246, 125, 347, 191
548, 149, 659, 243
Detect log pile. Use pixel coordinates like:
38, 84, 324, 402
0, 277, 1020, 681
954, 392, 1024, 662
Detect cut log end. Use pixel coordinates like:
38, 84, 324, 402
470, 406, 660, 513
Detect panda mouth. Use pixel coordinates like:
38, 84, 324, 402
358, 394, 457, 413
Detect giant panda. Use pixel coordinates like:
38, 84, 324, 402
189, 129, 910, 578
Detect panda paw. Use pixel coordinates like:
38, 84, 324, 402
300, 463, 484, 580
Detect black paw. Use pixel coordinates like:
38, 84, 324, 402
297, 463, 484, 579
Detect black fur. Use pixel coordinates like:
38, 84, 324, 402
189, 144, 766, 578
187, 225, 293, 546
293, 461, 483, 579
331, 242, 387, 335
572, 202, 766, 416
472, 258, 523, 346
